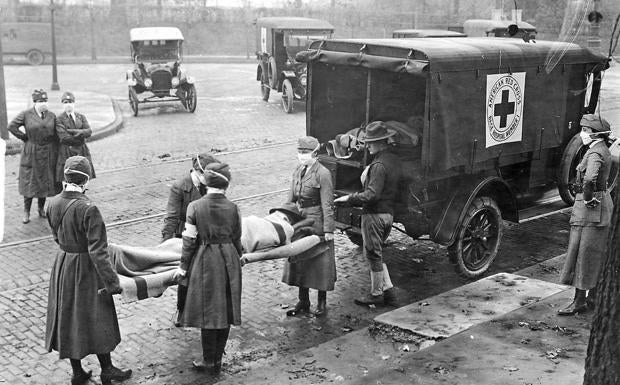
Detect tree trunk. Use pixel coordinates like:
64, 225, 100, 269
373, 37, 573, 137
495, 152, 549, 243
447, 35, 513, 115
583, 188, 620, 385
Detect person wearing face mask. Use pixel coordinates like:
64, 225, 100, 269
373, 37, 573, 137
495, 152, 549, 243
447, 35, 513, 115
334, 121, 402, 307
55, 92, 95, 193
558, 114, 614, 316
45, 156, 132, 385
162, 152, 218, 326
8, 89, 62, 224
282, 136, 335, 317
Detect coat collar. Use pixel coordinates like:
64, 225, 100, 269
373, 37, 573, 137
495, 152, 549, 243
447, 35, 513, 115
299, 160, 319, 182
60, 190, 88, 200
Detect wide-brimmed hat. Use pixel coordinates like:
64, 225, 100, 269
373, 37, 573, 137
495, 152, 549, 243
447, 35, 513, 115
269, 202, 304, 223
298, 136, 320, 151
363, 121, 396, 142
61, 91, 75, 103
32, 89, 48, 102
581, 114, 611, 133
203, 162, 231, 189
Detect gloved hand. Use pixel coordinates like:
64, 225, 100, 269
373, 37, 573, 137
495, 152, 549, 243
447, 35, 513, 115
585, 197, 601, 208
98, 286, 123, 296
324, 233, 334, 241
172, 267, 187, 283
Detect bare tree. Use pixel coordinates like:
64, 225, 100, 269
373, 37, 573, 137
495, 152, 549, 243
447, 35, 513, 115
583, 187, 620, 384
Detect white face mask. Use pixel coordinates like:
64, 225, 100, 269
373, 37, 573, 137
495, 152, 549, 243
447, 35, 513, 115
580, 131, 593, 146
63, 103, 75, 114
297, 152, 314, 165
35, 101, 48, 112
198, 173, 207, 185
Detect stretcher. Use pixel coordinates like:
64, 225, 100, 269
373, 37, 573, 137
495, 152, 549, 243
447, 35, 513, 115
108, 235, 328, 303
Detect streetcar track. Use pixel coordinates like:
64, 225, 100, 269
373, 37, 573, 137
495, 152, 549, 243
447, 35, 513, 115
0, 188, 288, 250
4, 141, 296, 187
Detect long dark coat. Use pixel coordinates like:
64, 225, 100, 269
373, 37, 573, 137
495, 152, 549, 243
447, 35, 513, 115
162, 173, 204, 241
561, 140, 613, 290
45, 191, 122, 359
55, 111, 95, 182
282, 161, 336, 291
8, 108, 61, 198
179, 194, 243, 329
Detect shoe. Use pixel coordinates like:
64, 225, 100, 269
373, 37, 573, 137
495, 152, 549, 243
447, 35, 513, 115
558, 289, 587, 316
38, 208, 46, 218
100, 366, 132, 385
286, 301, 311, 316
22, 210, 30, 224
383, 288, 402, 307
314, 300, 327, 317
192, 359, 214, 372
71, 370, 92, 385
354, 293, 384, 306
212, 359, 222, 376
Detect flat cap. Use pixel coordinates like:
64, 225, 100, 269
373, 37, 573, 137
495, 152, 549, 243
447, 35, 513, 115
297, 136, 320, 151
581, 114, 611, 133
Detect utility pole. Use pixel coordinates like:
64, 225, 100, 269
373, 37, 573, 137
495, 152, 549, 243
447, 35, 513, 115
49, 0, 60, 91
89, 0, 97, 61
0, 16, 8, 140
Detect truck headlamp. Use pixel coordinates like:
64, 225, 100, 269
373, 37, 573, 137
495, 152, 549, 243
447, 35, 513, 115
144, 78, 153, 88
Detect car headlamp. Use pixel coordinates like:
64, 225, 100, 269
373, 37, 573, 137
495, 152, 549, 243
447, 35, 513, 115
171, 76, 180, 87
144, 78, 153, 88
300, 74, 307, 86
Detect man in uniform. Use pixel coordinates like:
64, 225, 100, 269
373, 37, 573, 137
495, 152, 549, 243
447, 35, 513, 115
335, 121, 402, 306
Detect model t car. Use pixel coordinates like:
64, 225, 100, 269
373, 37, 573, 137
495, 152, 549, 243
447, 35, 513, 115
126, 27, 196, 116
297, 37, 617, 278
255, 17, 334, 113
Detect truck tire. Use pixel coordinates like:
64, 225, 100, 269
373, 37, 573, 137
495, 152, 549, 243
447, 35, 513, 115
26, 49, 44, 66
268, 56, 278, 88
448, 196, 502, 279
558, 133, 620, 206
281, 79, 294, 113
558, 133, 588, 206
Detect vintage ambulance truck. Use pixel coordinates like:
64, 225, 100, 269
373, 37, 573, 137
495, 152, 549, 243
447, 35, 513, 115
297, 37, 615, 278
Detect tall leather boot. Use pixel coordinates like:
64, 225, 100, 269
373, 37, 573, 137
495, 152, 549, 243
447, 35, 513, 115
586, 286, 597, 309
98, 353, 132, 385
193, 329, 216, 371
23, 197, 32, 224
558, 288, 587, 315
314, 291, 327, 317
355, 271, 385, 306
286, 287, 310, 316
37, 197, 47, 218
213, 327, 230, 376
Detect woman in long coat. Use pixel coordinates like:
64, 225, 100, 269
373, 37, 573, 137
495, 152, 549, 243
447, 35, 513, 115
173, 161, 242, 376
45, 156, 131, 385
558, 114, 614, 315
55, 92, 96, 188
162, 153, 217, 326
8, 89, 61, 224
283, 136, 336, 317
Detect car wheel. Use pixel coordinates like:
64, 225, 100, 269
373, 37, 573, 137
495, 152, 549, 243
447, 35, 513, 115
261, 71, 270, 101
558, 133, 620, 206
128, 87, 139, 117
268, 56, 278, 89
185, 84, 197, 113
448, 196, 502, 279
345, 230, 363, 247
26, 49, 44, 66
281, 79, 294, 113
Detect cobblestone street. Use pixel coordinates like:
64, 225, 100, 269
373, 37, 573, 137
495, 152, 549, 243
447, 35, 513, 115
1, 62, 618, 384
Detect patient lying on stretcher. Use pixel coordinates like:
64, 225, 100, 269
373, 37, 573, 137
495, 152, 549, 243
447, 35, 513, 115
108, 203, 321, 302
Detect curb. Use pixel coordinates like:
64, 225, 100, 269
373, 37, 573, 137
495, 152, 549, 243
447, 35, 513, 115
4, 98, 124, 156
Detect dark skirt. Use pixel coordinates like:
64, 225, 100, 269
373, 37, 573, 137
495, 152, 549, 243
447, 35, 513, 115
560, 225, 609, 290
46, 251, 120, 359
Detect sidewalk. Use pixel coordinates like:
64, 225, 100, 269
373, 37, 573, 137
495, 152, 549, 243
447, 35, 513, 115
3, 88, 123, 156
221, 268, 590, 385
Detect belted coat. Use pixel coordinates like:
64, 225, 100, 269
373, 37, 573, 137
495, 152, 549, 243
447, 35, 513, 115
55, 111, 95, 182
282, 160, 336, 291
162, 173, 205, 241
8, 108, 61, 198
45, 191, 122, 359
